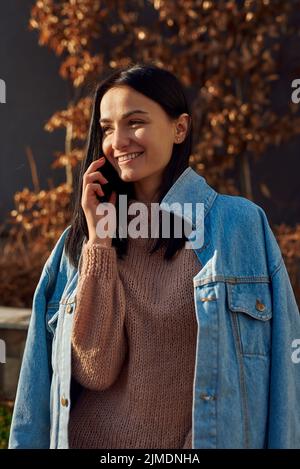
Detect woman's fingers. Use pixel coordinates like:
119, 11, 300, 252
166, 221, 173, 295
83, 157, 106, 180
81, 157, 117, 246
89, 156, 106, 172
82, 156, 108, 195
85, 182, 104, 197
84, 171, 108, 186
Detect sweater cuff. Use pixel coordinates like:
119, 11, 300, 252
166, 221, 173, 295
79, 243, 117, 278
182, 428, 193, 449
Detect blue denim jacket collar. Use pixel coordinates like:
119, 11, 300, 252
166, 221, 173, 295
160, 166, 218, 225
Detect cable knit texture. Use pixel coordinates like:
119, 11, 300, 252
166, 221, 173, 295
68, 199, 201, 449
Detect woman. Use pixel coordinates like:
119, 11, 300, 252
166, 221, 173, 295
9, 63, 300, 449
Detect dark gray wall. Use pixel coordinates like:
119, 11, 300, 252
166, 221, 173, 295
250, 28, 300, 226
0, 0, 68, 224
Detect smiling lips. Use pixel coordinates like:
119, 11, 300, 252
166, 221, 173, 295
118, 151, 144, 163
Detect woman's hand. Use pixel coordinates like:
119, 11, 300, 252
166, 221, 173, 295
81, 157, 117, 248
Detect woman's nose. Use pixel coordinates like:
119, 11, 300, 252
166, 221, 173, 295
111, 127, 131, 150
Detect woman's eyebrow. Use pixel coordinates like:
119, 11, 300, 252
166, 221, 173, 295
99, 109, 149, 124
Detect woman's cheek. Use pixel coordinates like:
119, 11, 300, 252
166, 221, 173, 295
101, 139, 110, 157
134, 128, 148, 139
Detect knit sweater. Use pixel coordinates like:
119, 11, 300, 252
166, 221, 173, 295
68, 199, 201, 449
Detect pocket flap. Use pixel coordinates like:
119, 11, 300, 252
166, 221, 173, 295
227, 282, 272, 321
46, 303, 59, 334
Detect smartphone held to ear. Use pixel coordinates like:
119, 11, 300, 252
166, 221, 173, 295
95, 155, 121, 202
97, 178, 114, 202
95, 158, 115, 202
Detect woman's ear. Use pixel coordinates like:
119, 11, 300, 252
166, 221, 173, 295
174, 113, 191, 143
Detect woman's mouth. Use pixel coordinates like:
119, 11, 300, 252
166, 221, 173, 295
118, 151, 144, 165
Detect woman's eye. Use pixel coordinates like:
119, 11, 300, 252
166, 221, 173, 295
128, 120, 143, 125
101, 121, 143, 134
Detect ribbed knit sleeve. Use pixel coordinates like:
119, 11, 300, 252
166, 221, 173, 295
71, 243, 127, 391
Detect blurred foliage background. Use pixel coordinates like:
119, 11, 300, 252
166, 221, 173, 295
0, 0, 299, 308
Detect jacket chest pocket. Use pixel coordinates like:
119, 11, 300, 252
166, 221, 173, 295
226, 282, 272, 357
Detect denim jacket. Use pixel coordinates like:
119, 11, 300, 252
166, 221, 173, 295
9, 166, 300, 449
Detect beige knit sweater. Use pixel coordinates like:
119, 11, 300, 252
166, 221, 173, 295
68, 200, 201, 449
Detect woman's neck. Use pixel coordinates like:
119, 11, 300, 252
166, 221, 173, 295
132, 177, 161, 204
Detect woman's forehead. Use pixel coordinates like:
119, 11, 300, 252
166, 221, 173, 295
100, 86, 158, 118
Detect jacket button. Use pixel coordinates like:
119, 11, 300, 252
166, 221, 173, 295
66, 304, 73, 314
61, 396, 69, 407
255, 299, 265, 312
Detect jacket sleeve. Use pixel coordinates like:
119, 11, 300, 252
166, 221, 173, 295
267, 256, 300, 448
8, 226, 71, 449
258, 208, 300, 448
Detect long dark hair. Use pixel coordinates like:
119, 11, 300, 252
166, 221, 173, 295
65, 62, 194, 268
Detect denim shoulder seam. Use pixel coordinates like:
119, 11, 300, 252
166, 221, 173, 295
206, 191, 218, 219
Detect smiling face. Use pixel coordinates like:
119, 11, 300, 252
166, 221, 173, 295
99, 85, 189, 202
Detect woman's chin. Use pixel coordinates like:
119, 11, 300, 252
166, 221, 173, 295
118, 167, 142, 182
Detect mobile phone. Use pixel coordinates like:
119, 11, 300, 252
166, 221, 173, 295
96, 162, 114, 202
96, 159, 129, 203
101, 179, 114, 201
